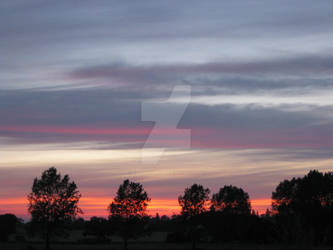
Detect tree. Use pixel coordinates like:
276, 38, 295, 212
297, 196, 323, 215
27, 167, 82, 250
0, 214, 17, 245
272, 176, 299, 215
178, 184, 210, 250
211, 185, 251, 214
272, 170, 333, 245
108, 179, 150, 250
178, 184, 210, 218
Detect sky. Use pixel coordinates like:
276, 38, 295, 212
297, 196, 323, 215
1, 0, 333, 219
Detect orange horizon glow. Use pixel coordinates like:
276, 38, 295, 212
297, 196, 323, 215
0, 197, 272, 220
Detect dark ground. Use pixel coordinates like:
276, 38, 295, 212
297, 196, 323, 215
1, 242, 331, 250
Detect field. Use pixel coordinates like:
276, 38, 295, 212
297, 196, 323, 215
4, 230, 332, 250
1, 242, 331, 250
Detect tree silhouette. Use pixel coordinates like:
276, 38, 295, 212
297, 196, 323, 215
178, 184, 210, 250
108, 179, 150, 250
211, 185, 251, 214
27, 167, 82, 250
272, 170, 333, 245
272, 176, 298, 214
0, 213, 17, 245
178, 184, 210, 218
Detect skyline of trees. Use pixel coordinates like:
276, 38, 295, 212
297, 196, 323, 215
22, 167, 333, 218
1, 168, 333, 248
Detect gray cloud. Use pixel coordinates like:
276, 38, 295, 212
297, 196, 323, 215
1, 89, 333, 149
68, 54, 333, 101
70, 54, 333, 82
1, 0, 333, 89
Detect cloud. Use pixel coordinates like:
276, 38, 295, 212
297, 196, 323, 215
69, 55, 333, 101
1, 88, 333, 149
1, 0, 333, 90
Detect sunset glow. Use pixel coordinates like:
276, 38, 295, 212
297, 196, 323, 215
0, 197, 272, 219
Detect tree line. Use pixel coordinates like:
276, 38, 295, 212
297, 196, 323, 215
1, 167, 333, 250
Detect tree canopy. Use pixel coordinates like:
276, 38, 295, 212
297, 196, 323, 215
211, 185, 251, 214
109, 179, 150, 218
27, 167, 82, 250
28, 167, 82, 222
178, 184, 210, 218
108, 179, 151, 250
272, 170, 333, 244
272, 170, 333, 215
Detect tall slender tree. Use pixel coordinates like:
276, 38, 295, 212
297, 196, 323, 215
178, 184, 210, 250
108, 179, 150, 250
27, 167, 82, 250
